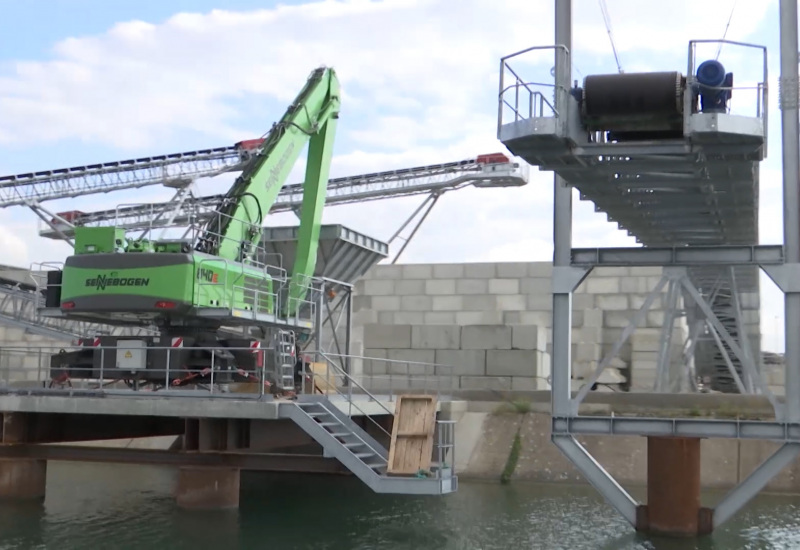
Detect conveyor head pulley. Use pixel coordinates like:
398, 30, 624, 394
580, 71, 685, 140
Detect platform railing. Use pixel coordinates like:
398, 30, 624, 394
687, 39, 769, 130
0, 343, 276, 397
436, 420, 456, 476
313, 352, 457, 402
497, 44, 570, 131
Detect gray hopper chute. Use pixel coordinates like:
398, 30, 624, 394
259, 224, 388, 291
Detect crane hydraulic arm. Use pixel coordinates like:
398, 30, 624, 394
197, 67, 340, 310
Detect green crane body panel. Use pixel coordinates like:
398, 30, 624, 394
59, 252, 273, 316
74, 227, 127, 254
54, 66, 340, 325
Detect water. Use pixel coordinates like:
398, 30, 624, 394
1, 463, 799, 550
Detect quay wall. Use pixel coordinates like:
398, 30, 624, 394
452, 406, 799, 494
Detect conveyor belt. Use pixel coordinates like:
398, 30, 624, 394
0, 145, 248, 207
37, 156, 527, 239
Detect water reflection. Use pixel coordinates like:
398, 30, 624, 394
0, 463, 798, 550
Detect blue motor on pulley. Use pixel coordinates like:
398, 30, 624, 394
695, 59, 733, 113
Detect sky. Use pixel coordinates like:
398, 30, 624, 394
0, 0, 789, 351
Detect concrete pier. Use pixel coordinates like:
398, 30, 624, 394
175, 466, 240, 509
0, 458, 46, 500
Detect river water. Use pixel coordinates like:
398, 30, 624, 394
0, 463, 799, 549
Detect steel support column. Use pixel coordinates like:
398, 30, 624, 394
549, 0, 640, 526
638, 437, 709, 536
551, 0, 573, 420
780, 0, 800, 423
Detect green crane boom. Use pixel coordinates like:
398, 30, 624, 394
197, 66, 340, 315
50, 66, 341, 323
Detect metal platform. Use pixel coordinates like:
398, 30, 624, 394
0, 345, 458, 496
499, 55, 766, 252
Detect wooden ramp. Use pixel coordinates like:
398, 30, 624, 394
387, 395, 438, 476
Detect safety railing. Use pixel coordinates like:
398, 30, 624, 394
436, 420, 456, 476
497, 44, 570, 131
308, 352, 395, 440
315, 352, 457, 401
0, 343, 275, 397
29, 262, 63, 312
687, 39, 768, 127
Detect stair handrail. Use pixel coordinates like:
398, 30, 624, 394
317, 351, 394, 417
314, 352, 394, 440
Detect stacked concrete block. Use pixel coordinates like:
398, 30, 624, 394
572, 308, 604, 380
345, 261, 761, 392
629, 327, 689, 391
360, 324, 550, 392
0, 325, 65, 384
357, 262, 555, 328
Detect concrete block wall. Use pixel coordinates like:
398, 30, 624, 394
360, 323, 550, 392
340, 262, 762, 392
0, 325, 63, 383
351, 263, 683, 388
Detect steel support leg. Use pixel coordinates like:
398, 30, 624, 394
552, 435, 638, 525
780, 0, 800, 423
714, 443, 800, 528
389, 193, 442, 264
27, 202, 75, 246
313, 282, 325, 355
655, 278, 679, 392
572, 276, 667, 410
707, 321, 747, 394
681, 276, 779, 412
551, 0, 573, 419
729, 268, 756, 393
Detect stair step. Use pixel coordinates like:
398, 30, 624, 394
330, 432, 353, 438
319, 422, 340, 427
343, 442, 365, 448
307, 412, 332, 418
366, 462, 385, 469
353, 452, 374, 459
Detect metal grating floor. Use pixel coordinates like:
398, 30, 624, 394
500, 114, 765, 291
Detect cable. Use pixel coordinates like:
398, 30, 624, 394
715, 0, 739, 60
598, 0, 623, 74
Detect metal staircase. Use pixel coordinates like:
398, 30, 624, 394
282, 395, 456, 495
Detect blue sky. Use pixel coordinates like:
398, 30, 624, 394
0, 0, 307, 60
0, 0, 789, 350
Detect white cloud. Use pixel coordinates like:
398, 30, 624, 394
0, 0, 783, 340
